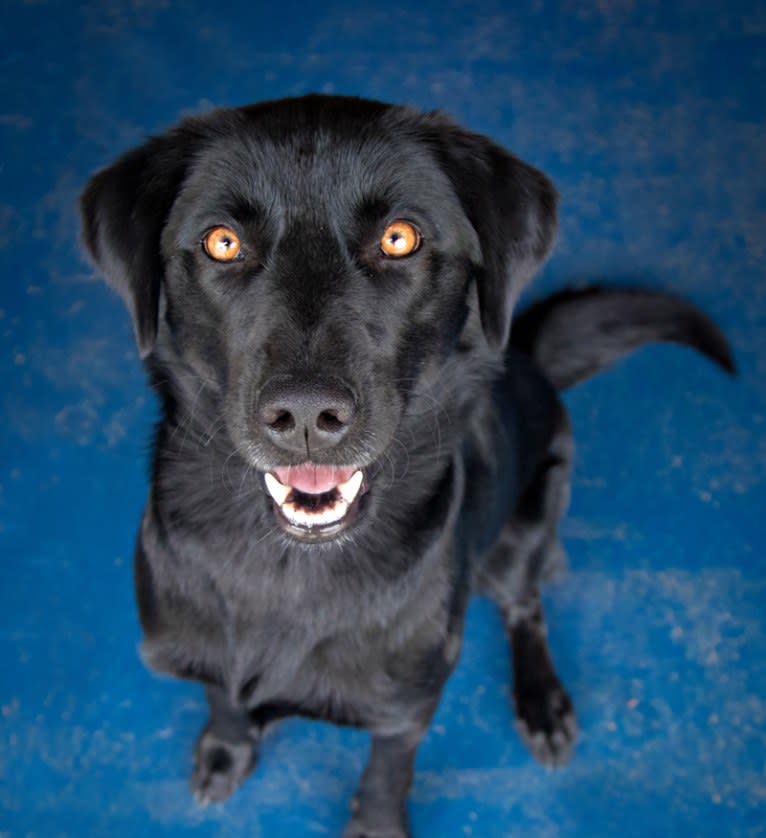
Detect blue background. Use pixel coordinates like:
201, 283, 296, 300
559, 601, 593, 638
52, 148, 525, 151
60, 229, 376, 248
1, 1, 764, 836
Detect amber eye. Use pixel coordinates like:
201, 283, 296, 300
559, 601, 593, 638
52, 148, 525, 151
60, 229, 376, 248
203, 226, 242, 262
379, 220, 422, 258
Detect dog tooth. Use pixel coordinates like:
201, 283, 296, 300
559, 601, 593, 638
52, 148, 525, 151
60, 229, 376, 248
314, 499, 348, 525
337, 470, 363, 503
265, 472, 291, 505
283, 498, 349, 527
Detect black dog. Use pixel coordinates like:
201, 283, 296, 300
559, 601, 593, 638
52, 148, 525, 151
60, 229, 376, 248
80, 95, 733, 837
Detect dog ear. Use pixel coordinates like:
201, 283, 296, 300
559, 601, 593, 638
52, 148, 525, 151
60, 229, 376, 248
79, 128, 200, 358
427, 117, 558, 350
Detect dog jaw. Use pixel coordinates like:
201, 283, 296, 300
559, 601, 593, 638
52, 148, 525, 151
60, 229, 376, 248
264, 465, 365, 540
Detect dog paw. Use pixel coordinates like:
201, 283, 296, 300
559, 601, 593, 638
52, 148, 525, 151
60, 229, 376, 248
191, 727, 257, 805
341, 823, 411, 838
342, 804, 410, 838
513, 681, 577, 768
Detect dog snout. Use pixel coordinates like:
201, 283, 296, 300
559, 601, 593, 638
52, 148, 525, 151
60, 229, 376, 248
257, 377, 358, 454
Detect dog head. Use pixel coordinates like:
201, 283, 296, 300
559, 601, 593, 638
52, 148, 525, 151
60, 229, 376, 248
81, 95, 557, 542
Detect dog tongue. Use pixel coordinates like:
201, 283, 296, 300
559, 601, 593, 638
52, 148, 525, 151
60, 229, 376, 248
274, 464, 357, 495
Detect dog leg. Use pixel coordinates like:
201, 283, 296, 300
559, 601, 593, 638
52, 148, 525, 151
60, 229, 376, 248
341, 728, 426, 838
191, 685, 259, 804
506, 595, 576, 766
479, 407, 577, 766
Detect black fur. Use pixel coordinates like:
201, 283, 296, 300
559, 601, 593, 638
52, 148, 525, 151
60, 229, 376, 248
511, 285, 735, 390
80, 95, 733, 837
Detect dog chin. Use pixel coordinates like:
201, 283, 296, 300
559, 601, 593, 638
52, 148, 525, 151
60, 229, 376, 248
262, 464, 369, 542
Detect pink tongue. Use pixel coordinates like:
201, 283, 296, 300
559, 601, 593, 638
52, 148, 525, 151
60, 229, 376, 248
274, 464, 356, 495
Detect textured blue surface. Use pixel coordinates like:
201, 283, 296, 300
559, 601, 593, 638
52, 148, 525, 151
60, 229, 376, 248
1, 1, 765, 836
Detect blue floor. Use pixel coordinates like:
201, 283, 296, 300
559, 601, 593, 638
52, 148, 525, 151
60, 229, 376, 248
1, 1, 764, 836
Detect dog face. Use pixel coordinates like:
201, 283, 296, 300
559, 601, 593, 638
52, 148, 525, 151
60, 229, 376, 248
81, 96, 557, 543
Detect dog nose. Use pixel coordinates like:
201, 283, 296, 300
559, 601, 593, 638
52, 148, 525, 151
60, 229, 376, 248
257, 378, 357, 453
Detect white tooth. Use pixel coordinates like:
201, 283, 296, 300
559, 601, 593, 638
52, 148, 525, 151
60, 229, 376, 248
325, 501, 349, 523
265, 472, 291, 505
282, 498, 349, 527
337, 470, 363, 503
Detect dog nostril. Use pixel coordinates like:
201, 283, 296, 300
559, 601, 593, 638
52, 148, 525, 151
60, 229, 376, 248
266, 410, 295, 434
317, 410, 346, 434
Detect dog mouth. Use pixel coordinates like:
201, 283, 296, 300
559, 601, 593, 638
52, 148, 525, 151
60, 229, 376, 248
264, 464, 366, 540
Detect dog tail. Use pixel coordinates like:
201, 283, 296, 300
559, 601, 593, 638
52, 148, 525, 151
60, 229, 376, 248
510, 285, 736, 391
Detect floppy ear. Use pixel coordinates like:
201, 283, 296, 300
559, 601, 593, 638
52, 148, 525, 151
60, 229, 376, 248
427, 117, 558, 350
79, 129, 200, 358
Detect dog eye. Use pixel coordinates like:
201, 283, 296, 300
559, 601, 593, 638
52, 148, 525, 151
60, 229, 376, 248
202, 226, 242, 262
379, 221, 422, 258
